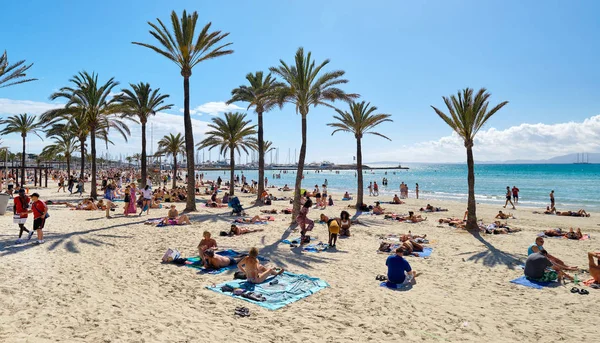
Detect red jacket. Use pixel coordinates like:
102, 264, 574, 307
14, 195, 30, 218
32, 200, 47, 219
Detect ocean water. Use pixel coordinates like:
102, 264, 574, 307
195, 164, 600, 210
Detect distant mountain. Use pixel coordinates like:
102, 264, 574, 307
366, 153, 600, 165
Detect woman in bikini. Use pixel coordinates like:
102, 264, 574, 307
161, 205, 191, 225
229, 224, 264, 236
237, 247, 284, 284
339, 210, 352, 237
234, 215, 271, 223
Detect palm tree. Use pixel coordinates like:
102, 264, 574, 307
46, 71, 131, 199
117, 82, 173, 188
431, 88, 508, 231
41, 131, 79, 177
157, 133, 185, 189
263, 140, 275, 154
0, 113, 43, 186
0, 51, 37, 88
44, 117, 92, 179
328, 101, 392, 208
133, 10, 234, 212
228, 71, 281, 204
270, 47, 358, 219
197, 112, 257, 196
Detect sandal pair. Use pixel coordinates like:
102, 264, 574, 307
235, 307, 250, 317
571, 287, 589, 295
375, 275, 387, 281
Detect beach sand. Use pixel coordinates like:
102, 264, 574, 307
1, 185, 598, 342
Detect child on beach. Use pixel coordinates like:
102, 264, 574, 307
327, 219, 339, 248
30, 192, 47, 244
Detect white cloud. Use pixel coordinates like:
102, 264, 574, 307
368, 115, 600, 163
180, 101, 244, 116
0, 98, 64, 116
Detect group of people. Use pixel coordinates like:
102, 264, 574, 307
13, 189, 48, 244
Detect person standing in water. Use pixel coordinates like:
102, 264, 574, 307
549, 190, 555, 209
415, 183, 419, 199
512, 186, 520, 204
503, 186, 516, 209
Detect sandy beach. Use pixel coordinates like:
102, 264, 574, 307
1, 185, 598, 343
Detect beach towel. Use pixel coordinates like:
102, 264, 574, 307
510, 275, 556, 289
302, 242, 329, 253
156, 220, 186, 227
380, 280, 412, 290
281, 237, 317, 245
537, 232, 591, 240
144, 218, 163, 225
206, 271, 329, 310
185, 249, 267, 275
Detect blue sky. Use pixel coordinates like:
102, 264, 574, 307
2, 0, 600, 163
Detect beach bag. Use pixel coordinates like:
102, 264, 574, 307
161, 248, 181, 263
13, 215, 27, 224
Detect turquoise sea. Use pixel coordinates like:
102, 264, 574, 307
196, 164, 600, 210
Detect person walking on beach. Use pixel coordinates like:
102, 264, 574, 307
512, 186, 519, 204
368, 182, 373, 196
139, 185, 152, 216
30, 192, 47, 244
14, 189, 33, 243
296, 198, 315, 244
415, 183, 419, 199
373, 182, 379, 196
503, 186, 516, 209
550, 190, 555, 209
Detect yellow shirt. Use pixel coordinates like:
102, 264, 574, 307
328, 221, 340, 234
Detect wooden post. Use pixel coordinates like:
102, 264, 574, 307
45, 168, 48, 188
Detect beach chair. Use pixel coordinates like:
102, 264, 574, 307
228, 196, 245, 216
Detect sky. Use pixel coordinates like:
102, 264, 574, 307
2, 0, 600, 164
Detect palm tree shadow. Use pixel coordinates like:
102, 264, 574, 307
459, 230, 525, 270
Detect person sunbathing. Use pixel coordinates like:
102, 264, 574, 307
161, 205, 191, 225
372, 202, 391, 215
203, 249, 237, 270
237, 247, 284, 284
392, 195, 404, 204
420, 204, 448, 212
400, 240, 425, 257
398, 231, 427, 242
487, 221, 521, 234
407, 211, 426, 223
260, 209, 278, 214
556, 209, 590, 217
565, 227, 583, 240
65, 198, 98, 211
495, 211, 513, 219
589, 252, 600, 284
438, 217, 462, 224
234, 215, 271, 223
198, 231, 217, 263
543, 228, 565, 237
229, 224, 264, 236
542, 206, 556, 214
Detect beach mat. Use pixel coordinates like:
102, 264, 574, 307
206, 271, 329, 310
185, 250, 266, 275
510, 275, 556, 289
380, 281, 412, 290
302, 243, 329, 253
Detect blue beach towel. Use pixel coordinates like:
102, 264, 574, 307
185, 249, 267, 275
206, 271, 329, 310
415, 247, 433, 258
380, 281, 412, 290
510, 275, 557, 289
281, 237, 317, 245
302, 243, 329, 253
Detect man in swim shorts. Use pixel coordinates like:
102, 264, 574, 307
524, 250, 573, 283
203, 249, 236, 269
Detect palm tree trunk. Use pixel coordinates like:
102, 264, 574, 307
90, 130, 98, 199
466, 144, 477, 231
80, 138, 85, 179
292, 114, 308, 221
21, 135, 26, 187
172, 154, 177, 189
356, 137, 364, 209
67, 155, 71, 177
140, 120, 147, 188
256, 111, 264, 204
183, 76, 196, 211
229, 148, 235, 196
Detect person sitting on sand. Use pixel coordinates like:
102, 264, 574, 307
237, 247, 284, 284
339, 210, 352, 237
386, 247, 417, 285
234, 215, 271, 223
527, 236, 578, 270
229, 224, 264, 236
524, 250, 574, 283
372, 202, 391, 215
495, 210, 513, 219
543, 206, 556, 214
343, 191, 351, 199
588, 252, 600, 284
406, 211, 426, 223
161, 205, 191, 225
198, 231, 217, 264
203, 249, 237, 270
282, 184, 291, 191
392, 194, 404, 204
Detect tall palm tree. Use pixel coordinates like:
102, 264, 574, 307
41, 131, 79, 177
157, 133, 185, 189
328, 101, 392, 208
117, 82, 173, 188
46, 71, 131, 199
133, 10, 234, 212
263, 140, 275, 154
0, 51, 37, 89
197, 112, 257, 196
431, 88, 508, 231
0, 113, 43, 186
228, 71, 281, 204
270, 47, 358, 219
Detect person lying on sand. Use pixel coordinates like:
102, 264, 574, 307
566, 227, 584, 240
495, 211, 514, 219
260, 209, 278, 214
234, 215, 271, 223
198, 231, 217, 264
203, 249, 237, 270
392, 195, 404, 204
65, 198, 98, 211
485, 221, 521, 234
528, 236, 578, 271
543, 228, 565, 237
524, 250, 574, 283
420, 204, 448, 212
162, 205, 191, 225
237, 247, 284, 284
399, 240, 425, 257
438, 217, 463, 224
544, 206, 556, 214
556, 209, 590, 217
589, 252, 600, 284
229, 224, 264, 236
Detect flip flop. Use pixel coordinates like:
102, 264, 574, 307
234, 307, 250, 317
570, 287, 580, 293
590, 283, 600, 289
579, 289, 589, 295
